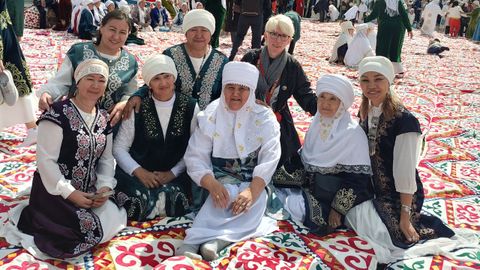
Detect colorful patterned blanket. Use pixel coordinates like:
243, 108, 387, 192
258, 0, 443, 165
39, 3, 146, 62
0, 21, 479, 269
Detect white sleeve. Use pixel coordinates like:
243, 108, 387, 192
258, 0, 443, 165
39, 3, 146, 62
95, 133, 117, 190
122, 74, 140, 101
112, 110, 141, 175
36, 121, 76, 199
37, 57, 74, 100
252, 121, 281, 186
184, 126, 214, 186
170, 104, 201, 177
393, 132, 421, 194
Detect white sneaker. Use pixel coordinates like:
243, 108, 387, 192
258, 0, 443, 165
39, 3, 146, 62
0, 70, 18, 106
18, 128, 38, 147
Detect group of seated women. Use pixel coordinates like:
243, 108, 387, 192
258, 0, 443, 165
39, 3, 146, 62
0, 9, 455, 265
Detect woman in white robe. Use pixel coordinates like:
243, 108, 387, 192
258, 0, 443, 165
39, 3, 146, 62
329, 4, 340, 21
329, 20, 355, 64
421, 0, 442, 36
176, 61, 281, 261
344, 23, 375, 67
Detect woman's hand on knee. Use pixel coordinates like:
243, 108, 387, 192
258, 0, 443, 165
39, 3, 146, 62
201, 175, 230, 209
328, 208, 342, 229
232, 188, 253, 216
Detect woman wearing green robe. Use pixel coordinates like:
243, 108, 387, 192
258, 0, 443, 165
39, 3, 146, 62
364, 0, 412, 75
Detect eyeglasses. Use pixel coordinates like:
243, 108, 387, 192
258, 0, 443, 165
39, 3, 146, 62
267, 31, 290, 41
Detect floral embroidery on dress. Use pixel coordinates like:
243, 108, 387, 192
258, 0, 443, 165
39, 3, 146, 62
0, 10, 12, 29
332, 188, 356, 215
4, 62, 30, 96
198, 53, 224, 110
73, 209, 102, 255
305, 192, 327, 227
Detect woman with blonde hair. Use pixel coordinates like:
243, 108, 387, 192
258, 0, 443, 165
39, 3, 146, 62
241, 14, 317, 175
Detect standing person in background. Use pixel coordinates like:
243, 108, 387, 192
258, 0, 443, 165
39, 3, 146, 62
446, 0, 465, 37
413, 0, 422, 25
421, 0, 442, 37
228, 0, 272, 61
466, 0, 480, 39
0, 0, 38, 147
225, 0, 240, 43
204, 0, 227, 48
284, 9, 301, 55
6, 0, 24, 41
364, 0, 413, 75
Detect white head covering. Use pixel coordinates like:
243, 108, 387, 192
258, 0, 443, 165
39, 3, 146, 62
300, 74, 371, 170
329, 21, 355, 62
385, 0, 400, 17
74, 59, 109, 83
182, 9, 216, 34
105, 0, 114, 7
358, 56, 395, 84
474, 1, 480, 7
344, 5, 359, 20
142, 55, 178, 86
83, 0, 93, 5
197, 62, 278, 159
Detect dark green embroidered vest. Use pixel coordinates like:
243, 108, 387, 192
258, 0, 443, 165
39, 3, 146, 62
130, 90, 196, 172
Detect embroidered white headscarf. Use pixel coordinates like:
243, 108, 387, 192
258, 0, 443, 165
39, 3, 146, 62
197, 62, 279, 159
300, 74, 370, 168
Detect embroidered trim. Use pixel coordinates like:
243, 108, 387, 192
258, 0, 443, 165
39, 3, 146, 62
272, 167, 306, 187
305, 192, 327, 227
332, 188, 356, 215
304, 164, 372, 175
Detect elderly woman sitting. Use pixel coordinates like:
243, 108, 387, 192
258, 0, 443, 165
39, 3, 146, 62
113, 55, 199, 221
1, 59, 127, 259
274, 74, 374, 235
176, 62, 281, 261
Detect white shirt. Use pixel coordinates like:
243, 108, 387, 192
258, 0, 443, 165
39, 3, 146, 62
36, 105, 116, 199
113, 93, 200, 177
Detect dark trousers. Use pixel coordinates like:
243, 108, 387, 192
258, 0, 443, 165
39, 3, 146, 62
229, 14, 264, 61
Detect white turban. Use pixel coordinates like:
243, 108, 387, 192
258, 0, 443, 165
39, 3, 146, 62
316, 74, 354, 108
74, 59, 109, 83
142, 55, 178, 86
83, 0, 93, 5
474, 0, 480, 6
222, 61, 259, 91
182, 9, 216, 34
358, 56, 395, 84
105, 0, 114, 7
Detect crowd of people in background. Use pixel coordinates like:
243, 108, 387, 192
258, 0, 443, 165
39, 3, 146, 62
1, 0, 476, 266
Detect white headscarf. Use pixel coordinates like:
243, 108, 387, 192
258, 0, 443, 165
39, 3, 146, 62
358, 56, 395, 84
142, 55, 178, 86
197, 62, 279, 159
74, 59, 109, 83
182, 9, 216, 34
300, 74, 370, 169
385, 0, 400, 17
